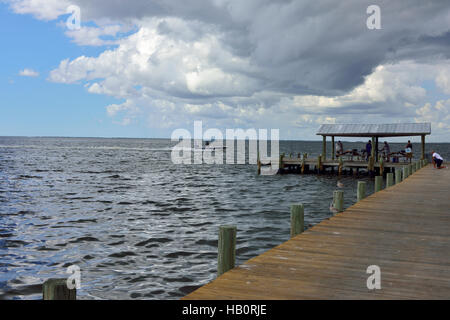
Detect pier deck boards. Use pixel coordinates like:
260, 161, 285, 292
184, 165, 450, 299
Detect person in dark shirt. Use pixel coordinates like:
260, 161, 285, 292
405, 140, 413, 163
365, 140, 372, 161
406, 140, 412, 149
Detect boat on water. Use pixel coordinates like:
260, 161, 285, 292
194, 140, 227, 151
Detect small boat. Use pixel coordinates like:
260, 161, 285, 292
195, 140, 227, 151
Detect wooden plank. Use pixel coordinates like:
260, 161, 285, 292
183, 165, 450, 300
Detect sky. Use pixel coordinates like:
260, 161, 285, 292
0, 0, 449, 141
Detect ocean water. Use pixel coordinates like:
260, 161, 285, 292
0, 137, 448, 300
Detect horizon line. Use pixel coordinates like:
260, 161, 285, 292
0, 135, 448, 143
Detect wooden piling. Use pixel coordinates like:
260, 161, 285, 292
333, 190, 344, 212
43, 279, 76, 300
395, 168, 402, 184
379, 156, 384, 176
338, 157, 343, 176
290, 204, 304, 238
368, 156, 375, 175
375, 176, 383, 192
257, 151, 261, 175
278, 153, 284, 173
357, 181, 366, 202
218, 225, 237, 277
317, 155, 322, 173
403, 166, 409, 179
386, 172, 394, 188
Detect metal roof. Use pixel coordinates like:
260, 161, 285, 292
316, 123, 431, 137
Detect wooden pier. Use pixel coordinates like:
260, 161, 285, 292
258, 122, 433, 176
261, 155, 416, 175
184, 164, 450, 300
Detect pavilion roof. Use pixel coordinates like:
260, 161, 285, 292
316, 123, 431, 137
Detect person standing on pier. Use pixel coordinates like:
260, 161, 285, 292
380, 141, 390, 162
432, 150, 445, 169
405, 140, 413, 163
406, 140, 413, 150
365, 140, 372, 161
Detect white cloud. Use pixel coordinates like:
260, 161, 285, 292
19, 68, 39, 77
8, 0, 70, 20
436, 71, 450, 95
415, 100, 450, 131
65, 25, 124, 47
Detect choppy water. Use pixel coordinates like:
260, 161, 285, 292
0, 137, 448, 300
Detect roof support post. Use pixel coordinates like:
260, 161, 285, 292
371, 136, 375, 159
331, 136, 335, 160
421, 135, 425, 160
322, 135, 326, 160
375, 137, 379, 162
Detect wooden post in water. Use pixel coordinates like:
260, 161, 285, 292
333, 190, 344, 212
338, 157, 343, 176
367, 156, 375, 176
357, 181, 366, 202
386, 172, 394, 188
409, 163, 414, 174
278, 153, 284, 174
375, 176, 383, 192
403, 166, 408, 179
379, 156, 384, 176
257, 150, 261, 175
395, 168, 402, 184
217, 225, 236, 277
43, 279, 76, 300
416, 162, 420, 171
317, 155, 322, 173
290, 204, 304, 238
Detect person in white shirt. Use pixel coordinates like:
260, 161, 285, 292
432, 150, 445, 169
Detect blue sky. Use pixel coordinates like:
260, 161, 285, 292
0, 1, 449, 141
0, 3, 158, 138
